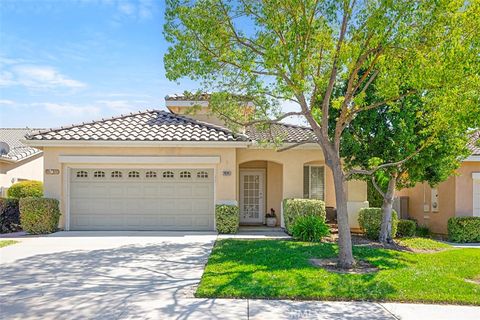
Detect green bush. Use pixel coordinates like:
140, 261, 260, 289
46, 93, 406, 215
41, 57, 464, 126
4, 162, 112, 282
358, 207, 398, 240
7, 181, 43, 199
0, 198, 21, 233
396, 219, 416, 238
415, 225, 431, 237
448, 217, 480, 243
215, 204, 239, 234
283, 198, 326, 235
291, 214, 330, 242
19, 198, 60, 234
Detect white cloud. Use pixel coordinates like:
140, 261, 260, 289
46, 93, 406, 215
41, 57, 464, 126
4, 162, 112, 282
0, 58, 86, 90
0, 99, 15, 106
96, 99, 149, 114
34, 103, 100, 118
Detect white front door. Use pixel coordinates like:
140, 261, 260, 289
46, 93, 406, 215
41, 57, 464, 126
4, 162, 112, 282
240, 170, 265, 224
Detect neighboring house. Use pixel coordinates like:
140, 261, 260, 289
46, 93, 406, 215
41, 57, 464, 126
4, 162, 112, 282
397, 131, 480, 234
0, 128, 44, 197
24, 95, 368, 231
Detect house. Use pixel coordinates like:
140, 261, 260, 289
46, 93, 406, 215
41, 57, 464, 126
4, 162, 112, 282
0, 128, 43, 197
24, 95, 368, 231
397, 131, 480, 234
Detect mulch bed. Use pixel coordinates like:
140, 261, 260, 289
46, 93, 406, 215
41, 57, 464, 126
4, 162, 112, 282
309, 258, 379, 274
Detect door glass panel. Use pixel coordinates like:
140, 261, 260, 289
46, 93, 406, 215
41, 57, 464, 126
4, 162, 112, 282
242, 174, 261, 220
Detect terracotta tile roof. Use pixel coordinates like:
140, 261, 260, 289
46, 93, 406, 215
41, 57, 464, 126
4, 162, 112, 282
245, 123, 317, 143
165, 93, 211, 101
0, 128, 43, 162
467, 130, 480, 155
25, 110, 317, 145
26, 110, 249, 142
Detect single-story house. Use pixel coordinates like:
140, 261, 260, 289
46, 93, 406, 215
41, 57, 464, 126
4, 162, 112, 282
24, 95, 368, 231
397, 131, 480, 234
0, 128, 43, 197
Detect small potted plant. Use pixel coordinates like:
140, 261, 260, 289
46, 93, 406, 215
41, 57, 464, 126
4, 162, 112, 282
266, 208, 277, 227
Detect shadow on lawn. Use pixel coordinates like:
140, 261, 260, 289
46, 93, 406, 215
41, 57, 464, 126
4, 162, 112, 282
199, 239, 414, 300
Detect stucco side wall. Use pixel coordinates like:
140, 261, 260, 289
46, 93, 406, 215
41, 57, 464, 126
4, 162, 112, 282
42, 146, 237, 229
0, 154, 44, 192
455, 161, 480, 216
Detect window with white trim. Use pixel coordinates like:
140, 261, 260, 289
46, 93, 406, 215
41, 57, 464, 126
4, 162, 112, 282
76, 171, 88, 178
180, 171, 191, 179
163, 171, 174, 178
128, 171, 140, 178
145, 171, 157, 178
111, 171, 122, 178
196, 171, 209, 179
303, 165, 325, 201
93, 171, 105, 178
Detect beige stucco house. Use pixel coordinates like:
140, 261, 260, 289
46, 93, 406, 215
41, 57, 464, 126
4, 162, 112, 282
397, 131, 480, 234
24, 95, 368, 231
0, 128, 43, 197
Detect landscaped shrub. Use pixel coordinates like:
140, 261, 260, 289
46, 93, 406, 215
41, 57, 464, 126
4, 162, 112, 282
396, 219, 416, 238
19, 198, 60, 234
448, 217, 480, 243
415, 225, 431, 238
358, 208, 398, 240
291, 214, 330, 242
7, 181, 43, 199
283, 198, 326, 235
0, 198, 21, 233
215, 204, 239, 234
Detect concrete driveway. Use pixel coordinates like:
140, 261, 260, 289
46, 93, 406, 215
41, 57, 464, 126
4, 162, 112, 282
0, 231, 247, 320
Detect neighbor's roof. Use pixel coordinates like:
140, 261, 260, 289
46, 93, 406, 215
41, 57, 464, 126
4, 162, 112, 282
468, 130, 480, 155
25, 110, 317, 145
0, 128, 43, 162
165, 93, 211, 101
26, 110, 249, 142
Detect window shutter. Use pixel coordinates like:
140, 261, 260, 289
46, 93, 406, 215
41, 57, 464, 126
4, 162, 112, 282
303, 166, 310, 198
310, 166, 325, 201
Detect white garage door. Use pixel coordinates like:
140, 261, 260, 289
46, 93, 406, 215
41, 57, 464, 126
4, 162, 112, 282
69, 168, 214, 231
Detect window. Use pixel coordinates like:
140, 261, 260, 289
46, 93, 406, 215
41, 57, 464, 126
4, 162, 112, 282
197, 171, 209, 179
93, 171, 105, 178
76, 171, 88, 178
303, 166, 325, 200
163, 171, 174, 178
145, 171, 157, 178
180, 171, 191, 179
128, 171, 140, 178
111, 171, 122, 178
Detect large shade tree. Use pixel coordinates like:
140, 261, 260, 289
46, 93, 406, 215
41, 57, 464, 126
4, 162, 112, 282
164, 0, 480, 268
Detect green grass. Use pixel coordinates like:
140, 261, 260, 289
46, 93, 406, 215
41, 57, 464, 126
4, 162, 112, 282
396, 237, 451, 251
0, 240, 18, 248
196, 239, 480, 305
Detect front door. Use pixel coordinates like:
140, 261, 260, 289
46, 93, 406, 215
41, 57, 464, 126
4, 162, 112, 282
240, 170, 265, 224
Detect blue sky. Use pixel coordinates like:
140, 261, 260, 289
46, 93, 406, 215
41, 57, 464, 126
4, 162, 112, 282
0, 0, 206, 129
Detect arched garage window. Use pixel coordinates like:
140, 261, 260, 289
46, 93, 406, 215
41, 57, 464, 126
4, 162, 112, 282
145, 171, 157, 178
76, 171, 88, 178
128, 171, 140, 178
93, 171, 105, 178
180, 171, 191, 179
111, 171, 122, 178
163, 171, 174, 178
196, 171, 209, 179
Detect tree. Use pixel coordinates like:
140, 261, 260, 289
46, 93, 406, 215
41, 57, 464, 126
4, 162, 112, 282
163, 0, 480, 268
340, 93, 477, 243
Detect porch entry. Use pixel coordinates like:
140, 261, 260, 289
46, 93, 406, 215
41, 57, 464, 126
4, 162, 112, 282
239, 169, 265, 224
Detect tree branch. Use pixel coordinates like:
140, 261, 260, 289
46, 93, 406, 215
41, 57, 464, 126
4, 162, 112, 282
276, 139, 318, 152
371, 176, 386, 198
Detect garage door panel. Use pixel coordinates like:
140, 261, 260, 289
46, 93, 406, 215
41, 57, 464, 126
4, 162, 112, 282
70, 168, 214, 230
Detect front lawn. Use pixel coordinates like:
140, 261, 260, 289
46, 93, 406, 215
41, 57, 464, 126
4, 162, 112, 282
0, 240, 18, 248
196, 239, 480, 305
396, 237, 451, 251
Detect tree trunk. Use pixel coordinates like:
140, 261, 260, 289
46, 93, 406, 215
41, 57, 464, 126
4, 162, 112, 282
379, 176, 397, 244
329, 157, 355, 268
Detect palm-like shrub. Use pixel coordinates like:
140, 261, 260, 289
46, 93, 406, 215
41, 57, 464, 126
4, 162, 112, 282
291, 215, 330, 242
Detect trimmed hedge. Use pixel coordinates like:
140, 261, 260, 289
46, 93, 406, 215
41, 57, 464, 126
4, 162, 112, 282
283, 199, 326, 235
291, 214, 330, 242
19, 198, 60, 234
448, 217, 480, 243
358, 207, 398, 240
396, 219, 416, 238
7, 181, 43, 199
215, 204, 239, 234
0, 198, 21, 233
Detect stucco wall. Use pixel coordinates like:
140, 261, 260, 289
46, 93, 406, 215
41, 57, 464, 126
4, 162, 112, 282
0, 154, 44, 195
398, 161, 480, 234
